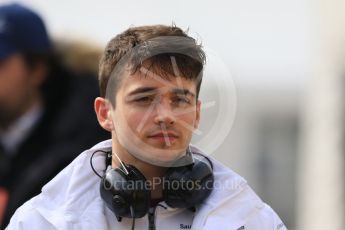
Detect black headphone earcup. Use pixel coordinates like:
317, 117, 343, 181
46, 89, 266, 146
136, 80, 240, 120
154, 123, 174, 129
163, 158, 214, 209
100, 165, 150, 219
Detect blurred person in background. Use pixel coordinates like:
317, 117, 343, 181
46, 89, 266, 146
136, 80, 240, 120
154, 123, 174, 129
0, 3, 109, 228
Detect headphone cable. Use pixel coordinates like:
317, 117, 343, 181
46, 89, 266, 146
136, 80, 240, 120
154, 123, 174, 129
130, 206, 135, 230
90, 150, 110, 178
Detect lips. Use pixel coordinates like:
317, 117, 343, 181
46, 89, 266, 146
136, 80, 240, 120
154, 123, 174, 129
148, 132, 178, 138
147, 132, 179, 142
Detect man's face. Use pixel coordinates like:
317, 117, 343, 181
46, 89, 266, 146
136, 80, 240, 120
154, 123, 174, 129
0, 54, 37, 128
110, 69, 201, 165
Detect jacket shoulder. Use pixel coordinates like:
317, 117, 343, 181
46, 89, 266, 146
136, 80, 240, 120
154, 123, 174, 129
6, 199, 55, 230
193, 157, 287, 229
250, 203, 287, 230
200, 184, 287, 229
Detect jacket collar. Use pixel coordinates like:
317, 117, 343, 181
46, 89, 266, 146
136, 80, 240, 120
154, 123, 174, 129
31, 140, 249, 228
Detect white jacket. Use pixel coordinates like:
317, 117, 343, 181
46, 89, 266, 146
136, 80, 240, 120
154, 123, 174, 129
6, 140, 287, 230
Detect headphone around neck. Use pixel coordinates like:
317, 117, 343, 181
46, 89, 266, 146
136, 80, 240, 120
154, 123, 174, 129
96, 148, 214, 222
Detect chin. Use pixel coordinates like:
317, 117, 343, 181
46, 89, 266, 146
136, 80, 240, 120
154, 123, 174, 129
135, 144, 187, 166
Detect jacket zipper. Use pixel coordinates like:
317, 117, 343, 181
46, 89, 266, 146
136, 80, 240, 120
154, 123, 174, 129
148, 207, 156, 230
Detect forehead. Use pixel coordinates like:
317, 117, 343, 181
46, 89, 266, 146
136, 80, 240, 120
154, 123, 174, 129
119, 69, 197, 95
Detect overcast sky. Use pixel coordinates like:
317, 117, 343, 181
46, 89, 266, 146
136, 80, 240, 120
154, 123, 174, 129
3, 0, 312, 89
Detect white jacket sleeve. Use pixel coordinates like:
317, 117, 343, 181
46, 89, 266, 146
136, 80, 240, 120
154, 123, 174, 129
5, 201, 55, 230
243, 203, 287, 230
197, 185, 287, 230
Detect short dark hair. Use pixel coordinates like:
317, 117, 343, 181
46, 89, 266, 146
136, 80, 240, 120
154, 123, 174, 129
98, 25, 206, 104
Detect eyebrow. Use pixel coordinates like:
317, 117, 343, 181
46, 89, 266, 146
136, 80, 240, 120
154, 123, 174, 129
127, 87, 158, 96
172, 88, 195, 98
127, 87, 195, 97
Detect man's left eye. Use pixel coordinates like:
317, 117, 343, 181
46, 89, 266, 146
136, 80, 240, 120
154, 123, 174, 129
172, 97, 191, 105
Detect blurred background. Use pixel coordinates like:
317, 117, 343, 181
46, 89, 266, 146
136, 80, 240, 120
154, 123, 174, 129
2, 0, 345, 229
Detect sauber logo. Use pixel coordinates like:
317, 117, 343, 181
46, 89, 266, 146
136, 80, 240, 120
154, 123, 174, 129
180, 223, 191, 229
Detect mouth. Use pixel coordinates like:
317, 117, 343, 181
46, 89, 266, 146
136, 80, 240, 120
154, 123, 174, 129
147, 132, 179, 143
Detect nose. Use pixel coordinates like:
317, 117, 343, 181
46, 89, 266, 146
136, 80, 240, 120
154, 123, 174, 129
153, 100, 176, 126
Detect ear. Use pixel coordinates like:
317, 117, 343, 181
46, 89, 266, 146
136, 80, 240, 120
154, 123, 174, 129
94, 97, 114, 132
194, 100, 201, 129
29, 61, 48, 88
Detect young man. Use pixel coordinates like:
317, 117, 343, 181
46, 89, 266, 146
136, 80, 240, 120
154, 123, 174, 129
6, 25, 287, 229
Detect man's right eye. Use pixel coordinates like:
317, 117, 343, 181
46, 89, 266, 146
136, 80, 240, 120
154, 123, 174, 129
134, 96, 154, 104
